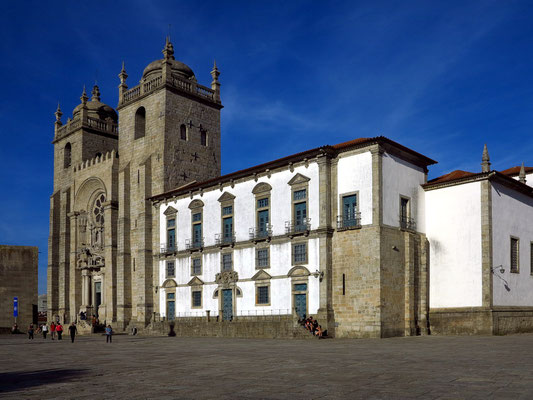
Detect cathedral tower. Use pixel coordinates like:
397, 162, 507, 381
115, 38, 222, 327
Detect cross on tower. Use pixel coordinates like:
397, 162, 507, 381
191, 152, 199, 161
187, 120, 193, 128
181, 172, 188, 181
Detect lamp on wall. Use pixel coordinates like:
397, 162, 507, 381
312, 270, 324, 282
491, 265, 505, 274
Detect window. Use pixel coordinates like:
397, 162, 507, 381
256, 248, 269, 268
166, 261, 175, 278
258, 198, 269, 208
256, 286, 269, 305
294, 189, 306, 201
222, 253, 232, 271
134, 107, 146, 139
400, 196, 411, 229
180, 124, 187, 140
167, 292, 175, 321
200, 129, 207, 146
192, 258, 202, 275
511, 237, 519, 273
293, 243, 307, 264
222, 206, 232, 215
192, 290, 202, 308
252, 182, 272, 240
167, 218, 176, 251
341, 194, 358, 228
192, 212, 202, 248
257, 198, 270, 237
64, 142, 72, 168
531, 242, 533, 275
293, 189, 307, 232
222, 205, 233, 244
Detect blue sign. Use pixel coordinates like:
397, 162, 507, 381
13, 297, 18, 317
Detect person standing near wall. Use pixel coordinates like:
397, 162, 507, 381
68, 323, 77, 343
56, 323, 63, 340
105, 325, 113, 343
28, 324, 34, 340
41, 324, 48, 339
50, 321, 56, 340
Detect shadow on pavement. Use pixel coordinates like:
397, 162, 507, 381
0, 368, 88, 393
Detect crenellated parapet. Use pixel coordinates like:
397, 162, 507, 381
73, 150, 119, 173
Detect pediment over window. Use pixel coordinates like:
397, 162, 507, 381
164, 206, 177, 216
218, 192, 235, 203
252, 270, 272, 281
188, 276, 204, 286
161, 279, 177, 288
188, 199, 204, 209
288, 173, 310, 186
288, 266, 310, 277
252, 182, 272, 194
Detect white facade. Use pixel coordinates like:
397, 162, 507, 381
426, 182, 483, 308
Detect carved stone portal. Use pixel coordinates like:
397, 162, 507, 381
215, 270, 239, 288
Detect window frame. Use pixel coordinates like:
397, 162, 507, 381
510, 236, 520, 273
180, 124, 187, 141
134, 106, 146, 139
256, 247, 270, 269
292, 241, 308, 265
339, 191, 359, 228
191, 289, 202, 308
256, 284, 270, 306
191, 257, 202, 276
221, 251, 233, 272
166, 261, 175, 278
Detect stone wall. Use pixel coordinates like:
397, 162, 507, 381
0, 245, 38, 331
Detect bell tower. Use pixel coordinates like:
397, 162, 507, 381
115, 38, 222, 327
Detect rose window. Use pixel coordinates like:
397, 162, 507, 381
93, 193, 106, 225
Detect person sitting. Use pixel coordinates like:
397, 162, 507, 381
315, 325, 324, 338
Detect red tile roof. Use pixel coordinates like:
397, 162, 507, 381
499, 166, 533, 177
427, 170, 478, 184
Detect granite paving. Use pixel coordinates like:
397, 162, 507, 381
1, 333, 532, 399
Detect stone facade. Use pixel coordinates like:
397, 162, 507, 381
48, 39, 222, 328
0, 245, 38, 331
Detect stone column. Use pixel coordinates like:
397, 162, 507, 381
370, 145, 384, 227
48, 193, 60, 323
481, 179, 494, 310
68, 211, 80, 323
117, 167, 132, 329
82, 269, 90, 306
103, 200, 118, 324
58, 188, 71, 323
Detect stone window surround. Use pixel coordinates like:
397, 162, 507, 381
255, 245, 270, 269
252, 182, 272, 234
166, 261, 175, 278
289, 267, 310, 318
288, 173, 310, 227
191, 287, 203, 309
64, 142, 72, 169
338, 191, 359, 224
189, 199, 204, 246
165, 207, 177, 250
292, 240, 308, 265
510, 236, 520, 274
221, 250, 233, 272
399, 195, 411, 219
218, 192, 235, 243
255, 283, 271, 306
166, 288, 176, 319
180, 124, 187, 141
191, 256, 202, 276
134, 106, 146, 140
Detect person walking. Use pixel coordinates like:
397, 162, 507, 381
56, 322, 63, 340
68, 323, 78, 343
105, 324, 113, 343
28, 324, 34, 340
50, 321, 56, 340
41, 324, 48, 339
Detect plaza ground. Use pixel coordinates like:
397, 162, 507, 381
1, 333, 532, 399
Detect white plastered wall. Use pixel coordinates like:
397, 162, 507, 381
491, 182, 533, 306
426, 182, 483, 308
157, 162, 321, 317
382, 152, 427, 233
336, 151, 373, 225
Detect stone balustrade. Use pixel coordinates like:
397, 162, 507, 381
55, 115, 118, 141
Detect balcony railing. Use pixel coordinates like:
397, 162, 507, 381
160, 244, 177, 254
249, 224, 273, 241
186, 238, 204, 250
285, 218, 311, 236
336, 213, 361, 230
400, 216, 416, 231
215, 233, 235, 246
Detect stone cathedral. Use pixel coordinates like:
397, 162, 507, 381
48, 38, 223, 329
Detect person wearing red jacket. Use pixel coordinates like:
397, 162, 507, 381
50, 322, 56, 340
56, 323, 64, 340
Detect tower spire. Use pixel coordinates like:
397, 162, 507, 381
118, 61, 129, 105
211, 59, 221, 103
481, 144, 491, 172
162, 36, 175, 60
91, 84, 101, 102
55, 102, 63, 123
519, 162, 527, 184
80, 85, 88, 105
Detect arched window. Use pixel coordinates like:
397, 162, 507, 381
64, 142, 72, 168
180, 124, 187, 140
134, 107, 146, 139
200, 129, 207, 146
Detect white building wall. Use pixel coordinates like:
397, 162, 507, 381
511, 172, 533, 188
491, 182, 533, 306
336, 151, 373, 225
157, 162, 322, 318
426, 182, 483, 308
382, 152, 427, 232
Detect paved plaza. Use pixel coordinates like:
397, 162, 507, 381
1, 333, 533, 399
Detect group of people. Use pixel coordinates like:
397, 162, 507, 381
302, 316, 324, 338
15, 321, 113, 343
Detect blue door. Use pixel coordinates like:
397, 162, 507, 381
258, 210, 269, 236
343, 194, 357, 227
222, 289, 233, 321
193, 223, 202, 246
294, 294, 307, 320
167, 293, 175, 321
294, 202, 307, 231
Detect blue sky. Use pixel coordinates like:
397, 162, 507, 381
1, 1, 532, 294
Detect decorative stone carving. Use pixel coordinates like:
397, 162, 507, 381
215, 270, 239, 288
